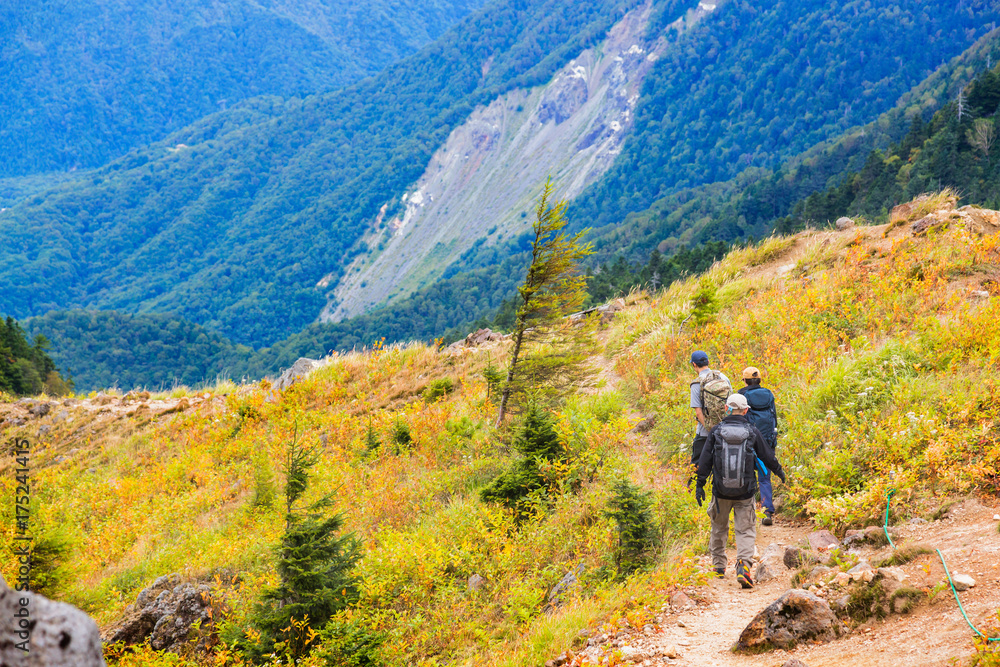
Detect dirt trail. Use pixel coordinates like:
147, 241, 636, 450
574, 500, 1000, 667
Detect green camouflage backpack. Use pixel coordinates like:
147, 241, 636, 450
699, 370, 732, 431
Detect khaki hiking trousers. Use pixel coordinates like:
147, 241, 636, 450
707, 495, 756, 570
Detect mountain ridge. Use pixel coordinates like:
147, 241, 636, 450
0, 0, 491, 176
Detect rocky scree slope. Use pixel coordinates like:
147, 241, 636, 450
326, 0, 721, 321
0, 0, 644, 348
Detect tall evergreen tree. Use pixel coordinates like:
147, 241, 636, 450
248, 432, 361, 663
496, 180, 594, 425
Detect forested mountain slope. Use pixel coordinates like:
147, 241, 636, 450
0, 0, 489, 176
784, 67, 1000, 227
327, 0, 713, 321
0, 0, 643, 349
24, 41, 1000, 392
5, 0, 997, 352
569, 0, 1000, 230
13, 0, 1000, 391
583, 28, 1000, 265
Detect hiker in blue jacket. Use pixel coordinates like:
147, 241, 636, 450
738, 366, 779, 525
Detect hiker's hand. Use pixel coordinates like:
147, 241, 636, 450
695, 486, 705, 507
778, 472, 787, 484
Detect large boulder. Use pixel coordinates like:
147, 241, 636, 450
102, 574, 213, 652
0, 575, 105, 666
28, 402, 51, 418
734, 589, 845, 653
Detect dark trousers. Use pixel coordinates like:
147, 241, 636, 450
691, 435, 708, 467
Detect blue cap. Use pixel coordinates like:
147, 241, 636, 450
691, 350, 709, 366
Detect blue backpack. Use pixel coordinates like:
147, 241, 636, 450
742, 385, 777, 448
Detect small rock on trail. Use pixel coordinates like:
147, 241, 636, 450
807, 529, 840, 551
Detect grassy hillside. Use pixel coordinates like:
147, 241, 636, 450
0, 0, 489, 176
3, 198, 998, 665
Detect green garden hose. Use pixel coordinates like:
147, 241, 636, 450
883, 492, 999, 641
883, 488, 896, 549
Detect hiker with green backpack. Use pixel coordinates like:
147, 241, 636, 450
689, 350, 733, 468
695, 393, 786, 588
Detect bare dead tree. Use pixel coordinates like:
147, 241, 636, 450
967, 118, 996, 157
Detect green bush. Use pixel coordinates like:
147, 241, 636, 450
29, 527, 75, 596
587, 391, 626, 424
482, 362, 505, 400
689, 277, 720, 326
445, 415, 479, 440
812, 342, 923, 417
246, 437, 362, 663
230, 404, 262, 438
604, 479, 659, 578
423, 377, 455, 402
314, 617, 384, 667
391, 418, 412, 451
480, 404, 565, 516
249, 454, 277, 510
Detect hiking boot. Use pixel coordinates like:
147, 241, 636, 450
713, 567, 725, 578
736, 559, 754, 589
762, 513, 774, 526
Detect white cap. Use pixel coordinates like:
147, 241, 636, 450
726, 394, 749, 410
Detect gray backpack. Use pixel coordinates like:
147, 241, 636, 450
715, 421, 754, 493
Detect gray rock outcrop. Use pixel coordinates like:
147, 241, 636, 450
0, 574, 105, 666
538, 69, 589, 124
734, 589, 844, 653
464, 328, 503, 347
273, 357, 323, 391
629, 414, 656, 434
548, 564, 585, 607
958, 205, 1000, 235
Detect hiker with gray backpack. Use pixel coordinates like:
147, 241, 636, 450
695, 393, 786, 588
